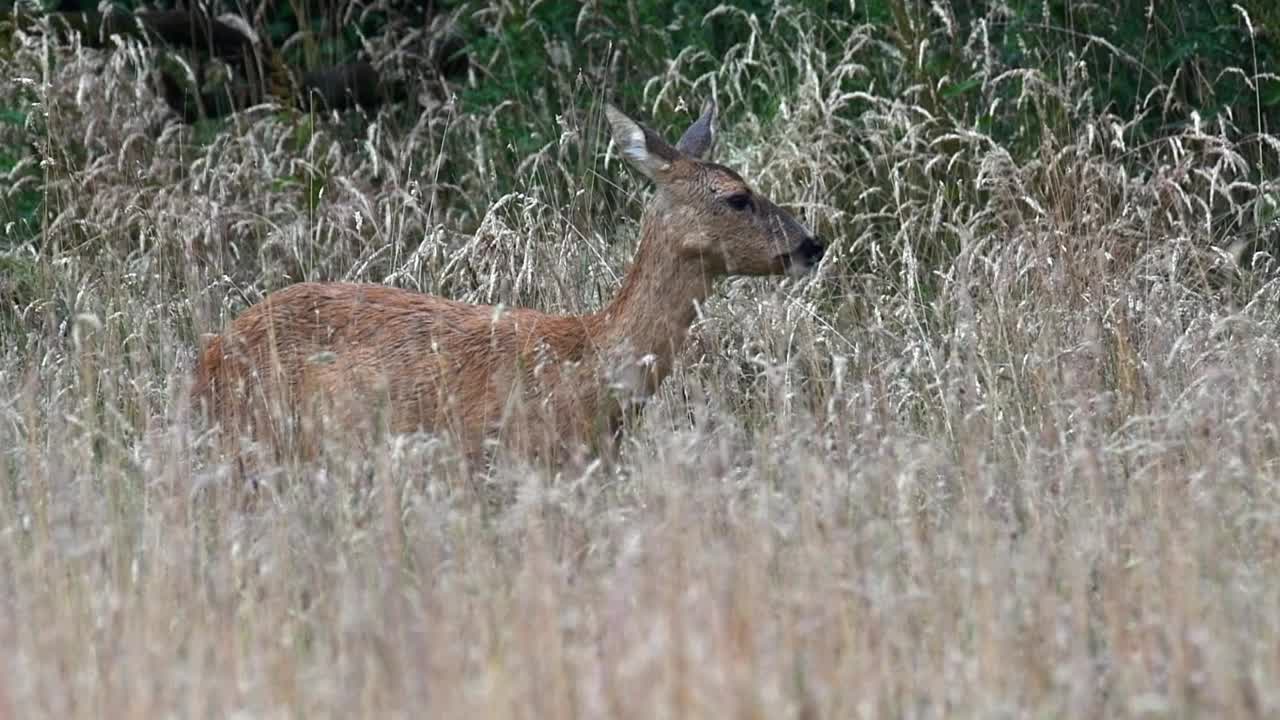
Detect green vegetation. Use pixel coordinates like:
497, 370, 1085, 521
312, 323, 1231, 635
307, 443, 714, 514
1, 1, 1279, 716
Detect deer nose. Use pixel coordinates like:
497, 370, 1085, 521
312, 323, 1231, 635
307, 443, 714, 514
796, 236, 825, 263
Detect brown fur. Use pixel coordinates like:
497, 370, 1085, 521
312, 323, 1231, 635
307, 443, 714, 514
191, 102, 823, 464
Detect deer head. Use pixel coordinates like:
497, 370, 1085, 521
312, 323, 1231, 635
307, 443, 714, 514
605, 101, 824, 277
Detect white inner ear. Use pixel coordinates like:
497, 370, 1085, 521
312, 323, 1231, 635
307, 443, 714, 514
615, 124, 650, 166
607, 106, 670, 178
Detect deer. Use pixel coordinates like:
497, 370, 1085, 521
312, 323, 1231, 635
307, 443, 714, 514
191, 100, 825, 467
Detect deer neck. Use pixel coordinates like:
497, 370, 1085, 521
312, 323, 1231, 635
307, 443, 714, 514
591, 203, 714, 396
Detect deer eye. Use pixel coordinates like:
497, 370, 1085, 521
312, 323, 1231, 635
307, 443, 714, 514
725, 193, 752, 212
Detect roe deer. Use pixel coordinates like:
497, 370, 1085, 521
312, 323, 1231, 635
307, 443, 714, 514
191, 100, 824, 464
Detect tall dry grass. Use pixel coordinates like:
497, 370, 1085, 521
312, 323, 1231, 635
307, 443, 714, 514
2, 3, 1279, 718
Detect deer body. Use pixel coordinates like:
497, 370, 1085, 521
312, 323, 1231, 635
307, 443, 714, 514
192, 101, 823, 462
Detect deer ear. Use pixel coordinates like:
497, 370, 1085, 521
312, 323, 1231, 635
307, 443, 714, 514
606, 104, 680, 181
676, 99, 717, 159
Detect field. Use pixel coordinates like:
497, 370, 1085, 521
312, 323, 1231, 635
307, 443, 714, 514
2, 1, 1279, 717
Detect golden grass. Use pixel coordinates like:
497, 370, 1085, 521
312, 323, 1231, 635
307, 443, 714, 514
1, 4, 1279, 717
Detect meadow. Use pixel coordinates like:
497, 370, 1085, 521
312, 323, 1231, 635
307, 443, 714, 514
1, 1, 1279, 717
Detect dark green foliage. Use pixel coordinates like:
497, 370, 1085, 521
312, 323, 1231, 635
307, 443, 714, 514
9, 0, 1279, 146
441, 0, 789, 164
433, 0, 1278, 206
851, 0, 1278, 147
998, 1, 1278, 140
0, 100, 40, 250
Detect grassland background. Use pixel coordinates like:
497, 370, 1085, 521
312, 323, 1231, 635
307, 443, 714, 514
2, 0, 1280, 717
